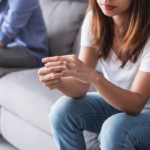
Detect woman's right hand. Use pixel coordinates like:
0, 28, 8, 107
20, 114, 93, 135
38, 62, 67, 90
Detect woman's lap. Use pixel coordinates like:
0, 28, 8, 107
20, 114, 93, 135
49, 92, 150, 150
49, 92, 121, 150
50, 92, 121, 133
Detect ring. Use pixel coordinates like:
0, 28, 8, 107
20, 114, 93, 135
64, 61, 67, 66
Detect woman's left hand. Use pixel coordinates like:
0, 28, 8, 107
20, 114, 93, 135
42, 54, 96, 84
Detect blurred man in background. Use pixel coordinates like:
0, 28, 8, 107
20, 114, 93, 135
0, 0, 49, 76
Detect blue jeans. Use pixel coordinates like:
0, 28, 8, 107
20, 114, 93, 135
49, 91, 150, 150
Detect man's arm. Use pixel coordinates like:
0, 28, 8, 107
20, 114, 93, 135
0, 0, 39, 47
0, 41, 3, 48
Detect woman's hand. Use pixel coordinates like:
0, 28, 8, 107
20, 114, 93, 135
42, 54, 96, 84
38, 62, 67, 90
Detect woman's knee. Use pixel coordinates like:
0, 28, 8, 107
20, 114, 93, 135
49, 95, 80, 130
99, 113, 129, 149
99, 111, 150, 150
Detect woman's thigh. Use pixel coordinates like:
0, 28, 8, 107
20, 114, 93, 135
100, 109, 150, 150
49, 91, 121, 134
0, 46, 39, 68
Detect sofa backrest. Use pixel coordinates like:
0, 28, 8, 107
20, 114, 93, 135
39, 0, 88, 57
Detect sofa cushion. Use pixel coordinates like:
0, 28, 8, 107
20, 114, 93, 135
1, 107, 58, 150
39, 0, 88, 56
0, 67, 28, 78
0, 69, 97, 135
0, 69, 62, 135
1, 107, 100, 150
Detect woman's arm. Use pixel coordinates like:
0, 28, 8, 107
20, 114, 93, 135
41, 45, 150, 115
56, 46, 99, 98
56, 77, 90, 98
39, 46, 99, 98
43, 51, 150, 116
91, 70, 150, 116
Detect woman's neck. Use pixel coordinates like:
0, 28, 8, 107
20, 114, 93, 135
112, 10, 130, 37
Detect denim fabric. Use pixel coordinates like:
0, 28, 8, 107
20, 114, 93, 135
49, 91, 150, 150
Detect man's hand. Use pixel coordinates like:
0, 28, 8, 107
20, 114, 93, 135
0, 41, 3, 48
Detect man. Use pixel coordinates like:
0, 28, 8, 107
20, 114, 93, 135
0, 0, 49, 76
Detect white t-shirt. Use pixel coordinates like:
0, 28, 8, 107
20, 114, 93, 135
80, 11, 150, 109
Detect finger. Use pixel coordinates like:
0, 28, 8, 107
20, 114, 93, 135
43, 78, 61, 86
51, 70, 72, 79
47, 82, 62, 90
45, 61, 66, 68
46, 62, 76, 71
38, 67, 45, 75
40, 72, 61, 82
42, 54, 77, 63
38, 67, 63, 75
47, 66, 67, 73
61, 63, 76, 70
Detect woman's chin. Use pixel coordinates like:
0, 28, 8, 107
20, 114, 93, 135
101, 10, 117, 17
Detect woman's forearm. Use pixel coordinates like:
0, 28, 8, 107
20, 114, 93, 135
91, 71, 143, 116
56, 77, 90, 98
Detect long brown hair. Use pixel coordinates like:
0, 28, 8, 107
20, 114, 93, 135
86, 0, 150, 68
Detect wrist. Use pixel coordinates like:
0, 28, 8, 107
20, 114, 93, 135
90, 70, 101, 85
56, 78, 62, 89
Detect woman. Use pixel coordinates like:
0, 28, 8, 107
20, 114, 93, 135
38, 0, 150, 149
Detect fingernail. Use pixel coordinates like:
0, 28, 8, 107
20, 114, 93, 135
42, 58, 46, 61
63, 67, 67, 69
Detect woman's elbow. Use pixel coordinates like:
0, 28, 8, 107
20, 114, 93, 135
125, 107, 143, 116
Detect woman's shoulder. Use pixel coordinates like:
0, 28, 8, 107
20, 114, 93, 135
86, 10, 93, 18
142, 35, 150, 52
139, 35, 150, 73
140, 35, 150, 59
82, 10, 93, 27
85, 10, 93, 22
